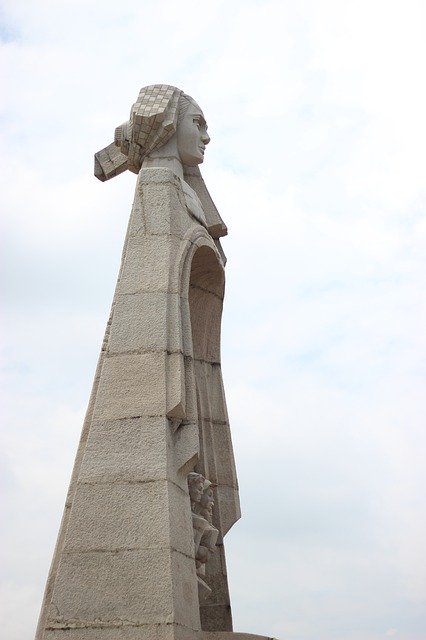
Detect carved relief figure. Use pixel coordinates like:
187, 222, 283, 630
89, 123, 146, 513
188, 473, 219, 588
188, 472, 206, 509
193, 478, 216, 524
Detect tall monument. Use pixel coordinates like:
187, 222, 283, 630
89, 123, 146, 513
36, 85, 275, 640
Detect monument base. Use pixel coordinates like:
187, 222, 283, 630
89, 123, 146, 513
202, 633, 277, 640
43, 629, 277, 640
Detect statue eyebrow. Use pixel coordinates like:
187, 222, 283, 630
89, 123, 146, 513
193, 114, 207, 128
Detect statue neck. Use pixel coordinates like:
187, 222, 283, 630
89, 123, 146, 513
141, 155, 184, 180
141, 136, 184, 180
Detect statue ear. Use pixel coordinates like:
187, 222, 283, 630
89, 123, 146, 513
94, 142, 128, 182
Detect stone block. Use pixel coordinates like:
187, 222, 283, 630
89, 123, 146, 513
178, 358, 198, 424
92, 352, 167, 421
204, 546, 229, 601
189, 288, 222, 363
171, 550, 201, 630
136, 170, 192, 239
137, 167, 181, 188
213, 485, 241, 538
144, 182, 184, 237
208, 423, 239, 489
180, 296, 193, 357
200, 545, 231, 634
209, 485, 241, 539
166, 350, 186, 420
78, 417, 170, 483
117, 235, 181, 295
171, 422, 200, 479
194, 361, 228, 425
45, 627, 277, 640
44, 628, 179, 640
48, 549, 175, 627
108, 292, 181, 354
64, 479, 194, 557
200, 603, 232, 633
201, 634, 278, 640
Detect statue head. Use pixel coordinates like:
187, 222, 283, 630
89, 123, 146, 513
199, 479, 215, 514
176, 96, 210, 166
94, 84, 227, 239
113, 84, 210, 174
188, 472, 205, 504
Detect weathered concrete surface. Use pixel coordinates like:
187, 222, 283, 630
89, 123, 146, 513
44, 630, 277, 640
202, 635, 278, 640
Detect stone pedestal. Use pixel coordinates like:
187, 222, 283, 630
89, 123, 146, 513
36, 168, 240, 640
203, 635, 277, 640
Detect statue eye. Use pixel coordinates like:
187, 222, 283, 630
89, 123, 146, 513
193, 118, 201, 129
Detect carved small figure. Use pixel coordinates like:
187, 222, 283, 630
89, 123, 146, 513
187, 473, 219, 586
188, 472, 205, 509
193, 478, 216, 524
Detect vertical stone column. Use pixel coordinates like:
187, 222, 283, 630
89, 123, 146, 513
37, 168, 205, 640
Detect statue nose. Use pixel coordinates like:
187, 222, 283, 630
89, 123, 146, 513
202, 132, 210, 145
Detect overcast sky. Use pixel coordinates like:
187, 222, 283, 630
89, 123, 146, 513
1, 1, 426, 639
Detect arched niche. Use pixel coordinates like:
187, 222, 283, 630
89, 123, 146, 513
183, 239, 239, 537
187, 244, 233, 631
188, 244, 225, 366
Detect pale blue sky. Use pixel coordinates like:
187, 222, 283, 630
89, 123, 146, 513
1, 1, 425, 639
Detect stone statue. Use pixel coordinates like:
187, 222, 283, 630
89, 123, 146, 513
188, 472, 206, 509
188, 472, 219, 593
36, 85, 279, 640
193, 477, 216, 524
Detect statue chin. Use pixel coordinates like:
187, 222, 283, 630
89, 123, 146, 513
181, 156, 204, 167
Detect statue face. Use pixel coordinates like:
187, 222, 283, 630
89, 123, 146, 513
189, 476, 205, 503
177, 101, 210, 166
200, 487, 214, 513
